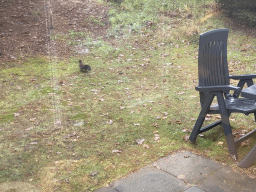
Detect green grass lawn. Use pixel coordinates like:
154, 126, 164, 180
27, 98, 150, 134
0, 0, 256, 191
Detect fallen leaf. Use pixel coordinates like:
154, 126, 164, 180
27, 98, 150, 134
14, 113, 20, 117
30, 142, 38, 145
175, 120, 182, 124
183, 135, 190, 141
107, 120, 114, 125
218, 141, 224, 145
162, 112, 168, 116
153, 123, 159, 127
177, 92, 184, 95
143, 144, 149, 148
233, 130, 239, 136
184, 155, 190, 158
136, 138, 145, 145
112, 149, 122, 153
120, 106, 125, 109
90, 171, 98, 176
54, 120, 61, 125
74, 121, 85, 126
133, 123, 140, 126
25, 127, 34, 131
182, 129, 189, 133
156, 116, 161, 120
46, 142, 54, 146
177, 175, 185, 179
154, 134, 160, 141
170, 141, 175, 145
64, 132, 77, 139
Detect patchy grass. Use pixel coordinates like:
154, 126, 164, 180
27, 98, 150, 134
0, 0, 256, 191
85, 15, 105, 27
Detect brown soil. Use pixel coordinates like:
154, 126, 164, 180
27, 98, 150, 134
0, 0, 110, 63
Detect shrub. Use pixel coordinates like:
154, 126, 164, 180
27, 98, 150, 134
217, 0, 256, 26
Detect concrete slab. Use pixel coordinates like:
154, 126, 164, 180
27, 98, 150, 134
199, 166, 256, 192
94, 187, 117, 192
184, 186, 206, 192
95, 151, 256, 192
111, 166, 188, 192
153, 151, 223, 184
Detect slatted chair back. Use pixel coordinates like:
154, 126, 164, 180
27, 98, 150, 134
198, 29, 230, 87
198, 29, 230, 105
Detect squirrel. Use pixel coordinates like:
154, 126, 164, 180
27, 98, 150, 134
79, 60, 91, 73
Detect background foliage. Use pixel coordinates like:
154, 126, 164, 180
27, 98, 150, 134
217, 0, 256, 26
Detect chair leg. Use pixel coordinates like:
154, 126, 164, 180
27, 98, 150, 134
233, 80, 245, 98
246, 79, 254, 87
190, 93, 214, 142
235, 129, 256, 146
216, 92, 238, 160
238, 145, 256, 168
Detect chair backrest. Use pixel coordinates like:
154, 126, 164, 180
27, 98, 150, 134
198, 29, 230, 87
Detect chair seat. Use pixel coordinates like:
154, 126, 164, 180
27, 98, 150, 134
210, 97, 256, 114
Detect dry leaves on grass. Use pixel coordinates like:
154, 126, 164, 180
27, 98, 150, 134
162, 112, 168, 116
154, 134, 160, 142
63, 132, 77, 139
183, 135, 190, 141
136, 138, 145, 145
182, 129, 190, 133
241, 140, 251, 147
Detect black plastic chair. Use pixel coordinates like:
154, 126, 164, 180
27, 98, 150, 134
189, 29, 256, 161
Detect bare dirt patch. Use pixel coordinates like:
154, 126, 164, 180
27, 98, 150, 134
0, 0, 110, 62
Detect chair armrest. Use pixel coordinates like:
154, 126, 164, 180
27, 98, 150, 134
195, 85, 241, 93
229, 74, 256, 80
